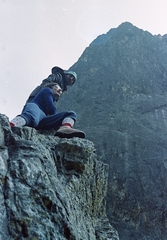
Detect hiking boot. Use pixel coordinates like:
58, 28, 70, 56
55, 126, 85, 138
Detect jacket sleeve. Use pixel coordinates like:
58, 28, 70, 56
43, 89, 57, 115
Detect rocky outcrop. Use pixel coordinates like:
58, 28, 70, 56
56, 22, 167, 239
0, 114, 119, 240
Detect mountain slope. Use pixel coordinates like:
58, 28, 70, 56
57, 22, 167, 239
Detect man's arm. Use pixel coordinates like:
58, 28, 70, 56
42, 88, 57, 115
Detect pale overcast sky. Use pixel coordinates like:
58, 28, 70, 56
1, 0, 167, 120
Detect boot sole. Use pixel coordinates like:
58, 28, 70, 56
55, 131, 85, 139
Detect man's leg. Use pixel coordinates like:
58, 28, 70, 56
10, 103, 45, 127
36, 111, 77, 129
36, 111, 85, 138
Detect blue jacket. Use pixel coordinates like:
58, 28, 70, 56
30, 87, 57, 115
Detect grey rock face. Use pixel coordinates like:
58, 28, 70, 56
0, 114, 119, 240
56, 22, 167, 239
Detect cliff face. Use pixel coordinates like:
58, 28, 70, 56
56, 22, 167, 239
0, 114, 119, 240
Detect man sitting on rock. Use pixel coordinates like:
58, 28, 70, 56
26, 66, 77, 103
10, 83, 85, 138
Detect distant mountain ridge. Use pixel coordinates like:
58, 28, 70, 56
57, 22, 167, 239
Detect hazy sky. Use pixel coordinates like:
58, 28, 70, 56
1, 0, 167, 120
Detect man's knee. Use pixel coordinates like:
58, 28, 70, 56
67, 111, 77, 121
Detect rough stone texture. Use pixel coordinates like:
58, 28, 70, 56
0, 114, 119, 240
56, 22, 167, 239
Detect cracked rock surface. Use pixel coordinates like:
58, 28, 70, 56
0, 114, 119, 240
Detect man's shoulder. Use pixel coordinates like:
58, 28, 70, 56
41, 87, 52, 93
37, 87, 53, 97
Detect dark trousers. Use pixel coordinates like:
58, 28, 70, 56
20, 103, 77, 130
